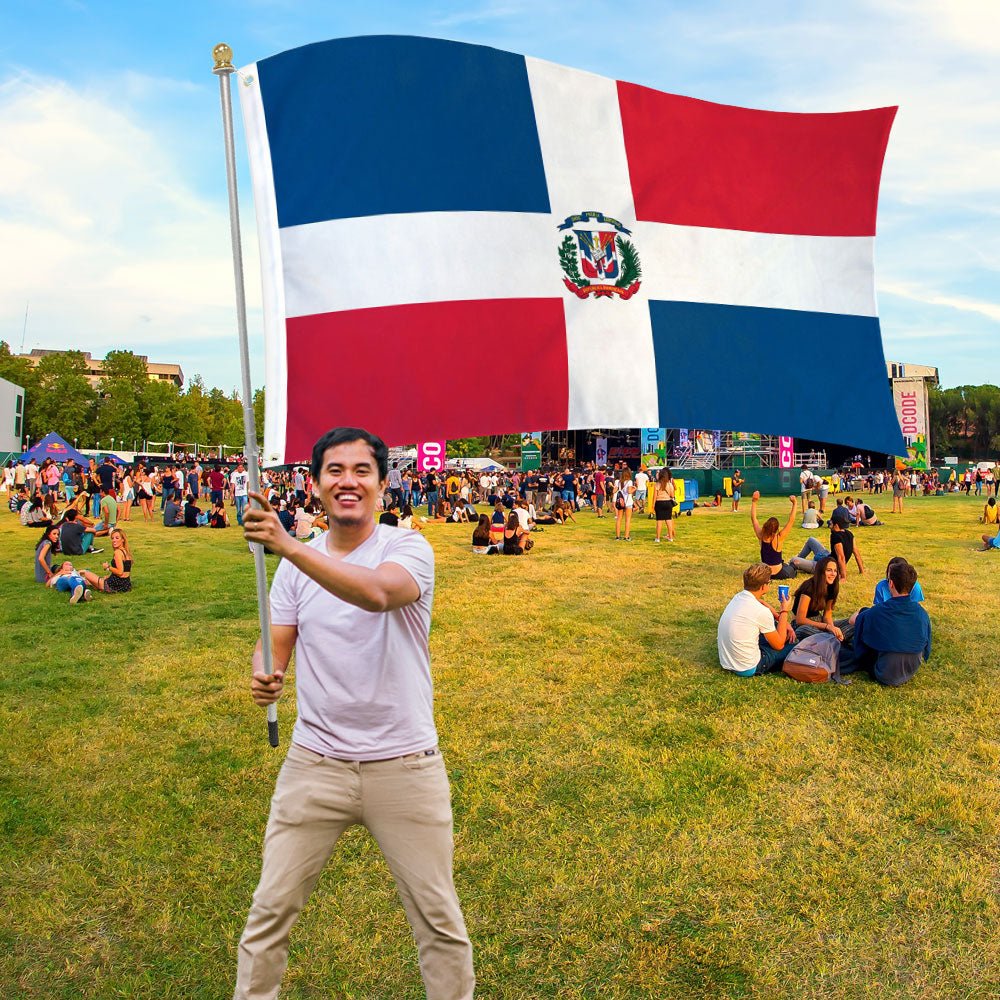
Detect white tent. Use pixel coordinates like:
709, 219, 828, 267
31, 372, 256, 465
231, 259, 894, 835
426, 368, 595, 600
446, 456, 507, 471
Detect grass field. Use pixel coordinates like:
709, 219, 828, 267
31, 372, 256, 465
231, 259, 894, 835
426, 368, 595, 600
3, 493, 999, 998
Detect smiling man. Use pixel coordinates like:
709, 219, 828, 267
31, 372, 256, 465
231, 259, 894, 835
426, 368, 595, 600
235, 426, 474, 1000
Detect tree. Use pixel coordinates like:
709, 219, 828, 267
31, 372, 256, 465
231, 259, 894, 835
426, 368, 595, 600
141, 380, 183, 444
447, 437, 490, 458
93, 351, 148, 447
29, 351, 97, 445
253, 387, 265, 443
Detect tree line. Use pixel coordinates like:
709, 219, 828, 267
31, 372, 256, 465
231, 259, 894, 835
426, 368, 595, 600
929, 384, 1000, 459
0, 343, 263, 450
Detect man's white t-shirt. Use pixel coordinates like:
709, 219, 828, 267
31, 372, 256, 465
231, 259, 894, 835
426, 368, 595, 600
268, 525, 437, 760
634, 471, 649, 493
717, 590, 776, 673
513, 506, 530, 531
231, 469, 249, 497
800, 469, 811, 491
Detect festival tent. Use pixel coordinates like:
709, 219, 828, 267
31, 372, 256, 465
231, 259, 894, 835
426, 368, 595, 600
21, 432, 92, 466
447, 457, 507, 471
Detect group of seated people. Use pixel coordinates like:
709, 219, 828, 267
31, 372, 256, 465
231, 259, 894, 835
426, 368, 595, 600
33, 521, 134, 603
751, 493, 866, 582
163, 493, 230, 529
718, 555, 930, 687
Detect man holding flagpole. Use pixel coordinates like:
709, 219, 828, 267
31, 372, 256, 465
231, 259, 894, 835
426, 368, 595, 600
235, 426, 474, 1000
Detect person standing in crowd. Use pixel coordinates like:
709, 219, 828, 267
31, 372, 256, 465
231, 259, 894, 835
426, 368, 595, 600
424, 467, 440, 517
653, 468, 676, 543
387, 461, 403, 508
231, 460, 250, 526
25, 457, 38, 496
633, 465, 648, 516
592, 466, 606, 518
236, 426, 475, 1000
891, 469, 906, 514
614, 468, 635, 541
731, 469, 744, 512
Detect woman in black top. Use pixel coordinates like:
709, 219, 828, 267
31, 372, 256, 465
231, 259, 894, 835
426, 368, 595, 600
792, 556, 851, 641
81, 528, 133, 594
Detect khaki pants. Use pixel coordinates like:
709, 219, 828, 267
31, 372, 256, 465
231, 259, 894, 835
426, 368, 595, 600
235, 744, 475, 1000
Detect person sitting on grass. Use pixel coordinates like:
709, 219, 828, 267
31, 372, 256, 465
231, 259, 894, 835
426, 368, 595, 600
830, 518, 865, 581
551, 497, 577, 524
471, 513, 499, 554
980, 521, 1000, 552
502, 512, 532, 555
184, 493, 202, 528
981, 497, 999, 525
208, 499, 230, 528
94, 485, 118, 537
800, 501, 824, 529
34, 525, 61, 584
21, 498, 51, 528
845, 560, 931, 687
750, 493, 828, 578
792, 556, 852, 642
46, 560, 92, 604
847, 497, 881, 526
163, 493, 184, 527
489, 501, 506, 543
378, 499, 401, 527
398, 503, 421, 531
81, 528, 133, 595
873, 556, 925, 604
58, 508, 101, 555
717, 562, 797, 677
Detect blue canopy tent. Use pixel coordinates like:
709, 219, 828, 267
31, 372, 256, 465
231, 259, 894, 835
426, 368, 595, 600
20, 432, 92, 467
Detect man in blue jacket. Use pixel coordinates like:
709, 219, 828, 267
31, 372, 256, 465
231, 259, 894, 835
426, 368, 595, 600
850, 560, 931, 686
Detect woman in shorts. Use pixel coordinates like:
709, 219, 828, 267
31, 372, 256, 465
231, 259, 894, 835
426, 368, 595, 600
614, 469, 635, 541
653, 468, 676, 543
81, 527, 133, 594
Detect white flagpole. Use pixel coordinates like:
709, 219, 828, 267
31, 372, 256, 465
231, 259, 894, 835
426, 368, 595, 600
213, 43, 279, 748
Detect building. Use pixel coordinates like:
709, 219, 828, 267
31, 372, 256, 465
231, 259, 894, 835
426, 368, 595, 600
15, 350, 184, 390
0, 375, 26, 456
886, 361, 939, 467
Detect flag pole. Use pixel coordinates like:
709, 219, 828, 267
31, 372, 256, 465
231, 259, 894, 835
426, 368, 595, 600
213, 43, 279, 748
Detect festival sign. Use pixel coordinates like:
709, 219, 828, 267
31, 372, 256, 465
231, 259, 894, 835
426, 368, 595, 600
595, 436, 609, 466
417, 441, 446, 473
892, 379, 929, 468
520, 432, 542, 471
641, 427, 666, 467
778, 436, 795, 469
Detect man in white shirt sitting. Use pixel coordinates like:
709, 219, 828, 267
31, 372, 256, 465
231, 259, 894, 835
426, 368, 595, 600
717, 563, 797, 677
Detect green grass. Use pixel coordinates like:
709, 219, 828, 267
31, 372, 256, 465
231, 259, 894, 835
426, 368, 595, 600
3, 494, 999, 998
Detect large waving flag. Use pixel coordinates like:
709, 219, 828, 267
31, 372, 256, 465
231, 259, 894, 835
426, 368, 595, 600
238, 35, 904, 463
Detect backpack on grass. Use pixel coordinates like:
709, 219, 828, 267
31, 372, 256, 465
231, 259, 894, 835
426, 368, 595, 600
782, 632, 846, 684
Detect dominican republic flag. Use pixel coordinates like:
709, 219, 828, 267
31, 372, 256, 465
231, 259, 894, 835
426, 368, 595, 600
238, 35, 904, 464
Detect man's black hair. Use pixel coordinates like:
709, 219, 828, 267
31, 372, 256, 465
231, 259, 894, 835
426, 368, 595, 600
65, 508, 78, 521
311, 427, 388, 481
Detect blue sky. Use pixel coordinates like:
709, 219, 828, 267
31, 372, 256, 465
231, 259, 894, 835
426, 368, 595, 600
1, 0, 997, 392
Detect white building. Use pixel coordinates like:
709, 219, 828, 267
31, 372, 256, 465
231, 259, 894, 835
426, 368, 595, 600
0, 376, 26, 456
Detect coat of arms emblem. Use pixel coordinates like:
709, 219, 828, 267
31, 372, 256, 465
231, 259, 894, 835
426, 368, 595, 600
557, 212, 642, 299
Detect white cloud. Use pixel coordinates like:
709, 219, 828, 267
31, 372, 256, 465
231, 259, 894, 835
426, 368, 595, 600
0, 72, 260, 367
880, 281, 1000, 325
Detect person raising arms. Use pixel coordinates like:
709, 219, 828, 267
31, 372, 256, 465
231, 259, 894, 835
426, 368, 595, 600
750, 493, 828, 579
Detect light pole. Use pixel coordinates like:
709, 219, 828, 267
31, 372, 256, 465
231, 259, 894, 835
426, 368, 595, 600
74, 438, 78, 449
111, 437, 116, 453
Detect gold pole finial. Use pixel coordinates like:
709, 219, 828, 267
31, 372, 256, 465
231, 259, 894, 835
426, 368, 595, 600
213, 43, 235, 75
